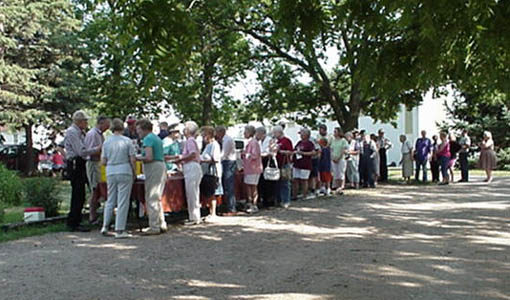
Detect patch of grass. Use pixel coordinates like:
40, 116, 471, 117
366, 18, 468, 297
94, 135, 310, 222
388, 167, 510, 182
1, 207, 24, 224
56, 180, 72, 214
469, 169, 510, 176
0, 223, 66, 244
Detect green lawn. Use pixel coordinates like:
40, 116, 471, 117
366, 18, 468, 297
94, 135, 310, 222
388, 167, 510, 182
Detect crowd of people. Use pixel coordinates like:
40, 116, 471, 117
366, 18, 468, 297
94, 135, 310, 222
399, 129, 497, 185
36, 147, 66, 176
62, 110, 498, 238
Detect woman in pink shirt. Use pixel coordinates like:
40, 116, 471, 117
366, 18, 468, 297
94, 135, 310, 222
175, 121, 203, 225
242, 125, 262, 214
436, 132, 451, 185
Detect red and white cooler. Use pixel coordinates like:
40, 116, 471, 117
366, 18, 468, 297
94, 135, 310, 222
24, 207, 45, 222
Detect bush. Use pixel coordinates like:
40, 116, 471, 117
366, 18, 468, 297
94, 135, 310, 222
0, 202, 5, 223
0, 164, 23, 207
496, 147, 510, 171
23, 177, 62, 217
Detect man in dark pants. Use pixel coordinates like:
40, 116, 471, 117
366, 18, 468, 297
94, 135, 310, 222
430, 135, 440, 182
377, 129, 392, 182
458, 129, 471, 182
360, 135, 377, 188
64, 110, 93, 232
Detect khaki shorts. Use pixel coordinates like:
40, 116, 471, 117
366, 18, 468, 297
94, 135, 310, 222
244, 174, 261, 185
86, 160, 101, 189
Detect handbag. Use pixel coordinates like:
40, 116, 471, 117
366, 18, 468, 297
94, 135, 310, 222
200, 163, 219, 198
263, 156, 280, 181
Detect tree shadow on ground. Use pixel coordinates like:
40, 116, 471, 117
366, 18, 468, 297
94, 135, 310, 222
0, 178, 509, 299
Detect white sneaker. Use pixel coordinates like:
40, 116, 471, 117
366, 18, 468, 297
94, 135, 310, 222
282, 203, 290, 209
183, 220, 201, 226
326, 188, 331, 195
305, 194, 315, 200
246, 205, 259, 214
141, 227, 161, 235
115, 231, 133, 239
205, 215, 218, 222
100, 226, 108, 235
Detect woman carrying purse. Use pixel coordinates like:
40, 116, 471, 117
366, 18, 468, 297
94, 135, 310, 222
272, 125, 293, 208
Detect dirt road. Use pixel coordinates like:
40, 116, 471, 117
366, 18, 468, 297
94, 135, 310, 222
1, 177, 509, 300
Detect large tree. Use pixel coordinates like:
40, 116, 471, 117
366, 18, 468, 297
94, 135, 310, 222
95, 0, 253, 125
204, 0, 509, 130
0, 0, 87, 173
85, 0, 509, 129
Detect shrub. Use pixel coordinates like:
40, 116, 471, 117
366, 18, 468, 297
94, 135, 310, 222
0, 202, 5, 223
0, 164, 23, 207
23, 177, 62, 217
496, 147, 510, 171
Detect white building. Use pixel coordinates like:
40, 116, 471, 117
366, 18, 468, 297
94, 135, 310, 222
263, 90, 451, 166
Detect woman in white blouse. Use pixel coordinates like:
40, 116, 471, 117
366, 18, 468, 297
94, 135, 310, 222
200, 126, 223, 221
400, 134, 414, 182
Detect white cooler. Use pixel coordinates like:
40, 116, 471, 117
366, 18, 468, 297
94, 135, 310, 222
24, 207, 45, 222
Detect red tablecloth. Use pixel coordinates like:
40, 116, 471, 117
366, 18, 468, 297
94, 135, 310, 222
97, 171, 246, 214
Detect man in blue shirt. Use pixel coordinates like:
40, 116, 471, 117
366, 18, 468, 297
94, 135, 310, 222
415, 130, 433, 182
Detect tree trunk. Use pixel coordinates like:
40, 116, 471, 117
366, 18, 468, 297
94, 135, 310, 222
25, 123, 34, 176
343, 81, 362, 131
200, 55, 218, 126
322, 79, 360, 132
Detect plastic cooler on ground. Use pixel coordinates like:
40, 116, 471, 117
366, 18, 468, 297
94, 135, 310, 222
24, 207, 45, 222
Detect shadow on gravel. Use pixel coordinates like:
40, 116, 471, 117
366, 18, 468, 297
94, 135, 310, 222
0, 178, 509, 299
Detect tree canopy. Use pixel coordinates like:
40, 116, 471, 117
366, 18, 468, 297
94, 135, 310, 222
2, 0, 509, 134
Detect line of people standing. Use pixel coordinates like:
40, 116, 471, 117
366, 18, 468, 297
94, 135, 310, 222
401, 129, 497, 185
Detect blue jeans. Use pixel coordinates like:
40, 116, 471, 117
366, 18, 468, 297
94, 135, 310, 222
439, 156, 450, 181
222, 160, 237, 212
415, 159, 428, 182
277, 180, 291, 205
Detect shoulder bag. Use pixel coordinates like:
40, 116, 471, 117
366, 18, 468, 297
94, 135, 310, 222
263, 156, 280, 181
200, 163, 219, 198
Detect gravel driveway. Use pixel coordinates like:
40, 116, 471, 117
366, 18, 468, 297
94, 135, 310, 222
1, 177, 509, 300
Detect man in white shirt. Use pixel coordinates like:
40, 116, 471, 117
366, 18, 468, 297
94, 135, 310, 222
215, 126, 237, 215
84, 116, 110, 224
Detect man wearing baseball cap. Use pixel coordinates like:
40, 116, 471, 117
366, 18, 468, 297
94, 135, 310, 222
64, 110, 93, 232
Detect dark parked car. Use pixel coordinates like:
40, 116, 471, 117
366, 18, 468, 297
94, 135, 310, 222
0, 144, 39, 173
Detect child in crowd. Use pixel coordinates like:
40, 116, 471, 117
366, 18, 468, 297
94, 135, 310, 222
318, 138, 332, 195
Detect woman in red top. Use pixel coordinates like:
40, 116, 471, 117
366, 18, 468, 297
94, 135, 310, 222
272, 125, 293, 208
292, 128, 316, 200
52, 148, 65, 176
